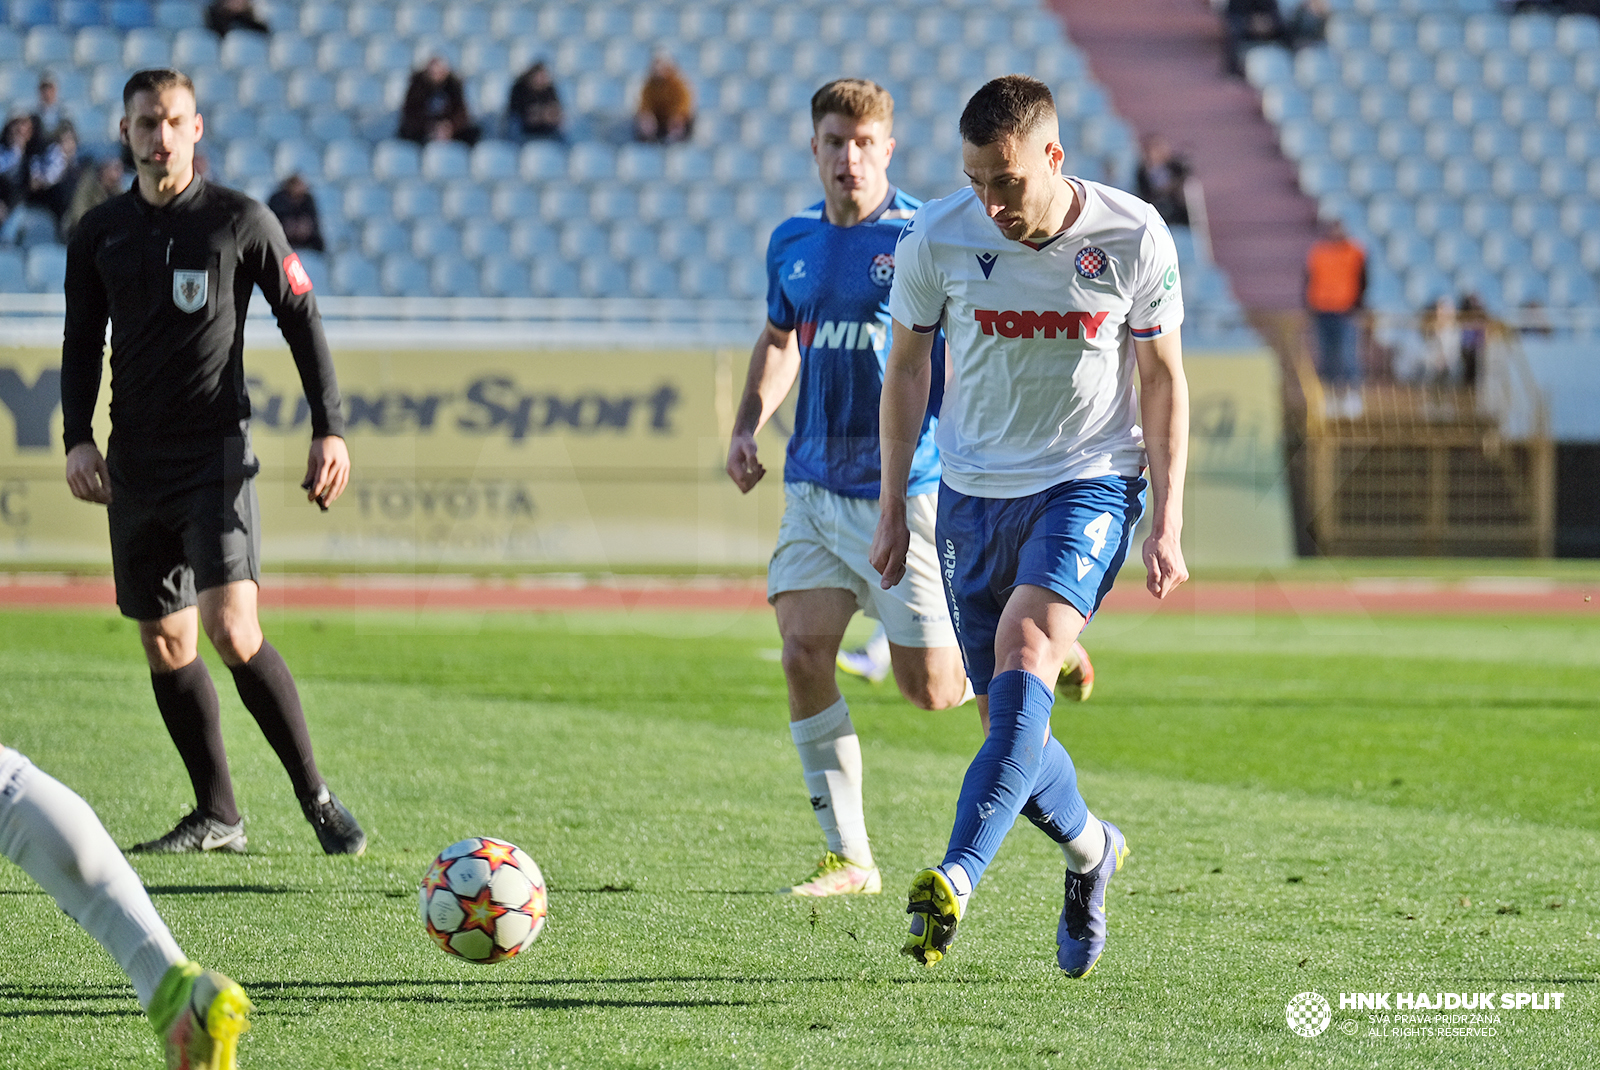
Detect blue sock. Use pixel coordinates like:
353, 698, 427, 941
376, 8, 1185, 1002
1020, 732, 1089, 843
941, 669, 1056, 888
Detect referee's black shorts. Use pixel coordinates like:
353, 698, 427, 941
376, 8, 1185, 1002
107, 464, 261, 623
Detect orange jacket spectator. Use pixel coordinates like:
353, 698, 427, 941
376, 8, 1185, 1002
1305, 222, 1366, 313
634, 55, 694, 143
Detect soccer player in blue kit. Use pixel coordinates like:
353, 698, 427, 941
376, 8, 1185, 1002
871, 77, 1192, 974
725, 80, 970, 897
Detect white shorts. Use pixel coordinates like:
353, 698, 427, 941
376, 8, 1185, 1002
767, 480, 957, 649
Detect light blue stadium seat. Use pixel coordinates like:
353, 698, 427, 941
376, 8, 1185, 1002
607, 223, 656, 263
25, 26, 72, 65
222, 140, 273, 182
343, 3, 391, 35
1415, 197, 1463, 236
491, 182, 537, 222
87, 62, 132, 107
334, 72, 385, 115
680, 5, 726, 41
1509, 13, 1558, 55
0, 27, 18, 63
1452, 267, 1501, 310
1482, 232, 1531, 272
1416, 13, 1465, 53
1548, 265, 1594, 306
556, 219, 603, 262
1385, 231, 1432, 273
1548, 86, 1592, 127
1566, 125, 1600, 164
770, 7, 821, 44
1528, 229, 1575, 271
1521, 124, 1564, 163
1376, 121, 1424, 162
441, 181, 491, 222
564, 142, 614, 183
509, 218, 557, 258
1298, 156, 1346, 198
1384, 50, 1430, 91
167, 27, 215, 67
658, 221, 707, 262
219, 30, 269, 71
1463, 197, 1512, 236
123, 26, 169, 67
706, 220, 756, 263
680, 259, 729, 299
1403, 265, 1450, 308
1462, 14, 1508, 54
392, 180, 443, 221
299, 3, 345, 35
1513, 200, 1561, 240
361, 219, 409, 258
579, 258, 629, 298
362, 35, 410, 74
444, 4, 491, 39
411, 219, 461, 259
734, 187, 787, 228
589, 183, 637, 221
54, 0, 98, 28
519, 142, 567, 182
294, 250, 328, 292
1405, 85, 1450, 125
74, 26, 121, 65
331, 253, 380, 296
663, 146, 711, 184
380, 254, 429, 297
490, 3, 535, 36
460, 39, 508, 79
1432, 230, 1474, 273
863, 8, 911, 47
1348, 158, 1397, 198
819, 8, 867, 46
1432, 52, 1480, 90
109, 0, 153, 26
1277, 117, 1327, 161
0, 248, 25, 292
1443, 158, 1490, 197
1472, 124, 1518, 164
1327, 120, 1376, 161
616, 144, 665, 184
461, 142, 513, 185
532, 258, 580, 298
1483, 52, 1529, 91
1452, 88, 1498, 126
1369, 15, 1417, 52
1559, 196, 1600, 237
553, 38, 602, 79
153, 0, 199, 29
373, 140, 422, 181
1309, 85, 1358, 125
317, 34, 365, 74
1421, 122, 1469, 164
712, 146, 761, 184
254, 109, 304, 142
1540, 159, 1584, 199
479, 255, 529, 298
1336, 49, 1383, 91
25, 245, 67, 293
1528, 52, 1575, 94
396, 2, 443, 38
284, 70, 332, 113
629, 259, 677, 299
1368, 194, 1415, 235
729, 6, 776, 41
1556, 13, 1600, 54
420, 141, 471, 184
538, 182, 588, 225
322, 139, 371, 182
638, 184, 688, 223
1503, 87, 1547, 127
268, 33, 314, 72
762, 146, 813, 185
235, 70, 285, 110
307, 111, 354, 144
1324, 14, 1368, 51
1581, 232, 1600, 272
273, 140, 321, 181
462, 219, 509, 259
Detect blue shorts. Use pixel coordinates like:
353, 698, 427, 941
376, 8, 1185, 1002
935, 475, 1147, 694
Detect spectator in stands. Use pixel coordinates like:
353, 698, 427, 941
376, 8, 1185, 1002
206, 0, 270, 37
1222, 0, 1287, 77
29, 73, 68, 148
1458, 293, 1488, 390
267, 173, 325, 253
1305, 219, 1366, 417
508, 62, 564, 142
26, 122, 82, 225
634, 54, 695, 144
0, 113, 33, 231
1416, 297, 1462, 384
64, 155, 124, 240
399, 56, 480, 146
1283, 0, 1329, 49
1135, 134, 1190, 226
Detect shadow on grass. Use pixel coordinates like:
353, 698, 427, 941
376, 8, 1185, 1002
0, 983, 140, 1019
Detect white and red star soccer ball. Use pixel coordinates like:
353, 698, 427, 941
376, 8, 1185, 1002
419, 838, 547, 962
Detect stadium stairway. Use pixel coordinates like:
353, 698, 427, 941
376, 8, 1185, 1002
1052, 0, 1318, 314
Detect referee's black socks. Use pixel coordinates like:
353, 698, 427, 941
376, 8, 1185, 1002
150, 659, 240, 825
228, 641, 324, 802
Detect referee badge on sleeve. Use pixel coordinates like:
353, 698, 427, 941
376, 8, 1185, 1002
172, 269, 207, 313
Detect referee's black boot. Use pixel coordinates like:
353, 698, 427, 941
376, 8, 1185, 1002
300, 785, 366, 856
129, 810, 248, 854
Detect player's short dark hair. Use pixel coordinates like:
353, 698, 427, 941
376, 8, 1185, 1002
811, 79, 894, 130
959, 76, 1057, 147
123, 68, 196, 110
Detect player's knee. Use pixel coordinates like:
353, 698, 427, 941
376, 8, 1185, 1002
780, 636, 835, 685
205, 618, 263, 665
899, 673, 967, 711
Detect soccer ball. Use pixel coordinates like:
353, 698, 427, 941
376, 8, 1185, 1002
419, 837, 547, 962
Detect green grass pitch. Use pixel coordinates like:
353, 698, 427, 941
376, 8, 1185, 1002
1, 606, 1596, 1068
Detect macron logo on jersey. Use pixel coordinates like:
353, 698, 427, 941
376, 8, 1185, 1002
973, 309, 1110, 340
797, 320, 887, 350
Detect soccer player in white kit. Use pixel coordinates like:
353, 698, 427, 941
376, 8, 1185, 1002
726, 80, 970, 898
870, 77, 1191, 974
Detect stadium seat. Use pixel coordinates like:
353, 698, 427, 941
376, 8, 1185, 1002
54, 0, 98, 29
1327, 120, 1376, 161
1407, 86, 1452, 126
1528, 230, 1576, 272
727, 255, 765, 300
680, 6, 727, 41
153, 0, 199, 29
1472, 124, 1519, 164
1403, 265, 1451, 308
1417, 13, 1465, 53
268, 33, 315, 73
335, 71, 386, 115
588, 183, 638, 223
509, 219, 558, 259
343, 180, 392, 220
24, 26, 72, 66
579, 258, 629, 298
607, 223, 656, 263
1482, 52, 1529, 92
628, 259, 677, 299
362, 34, 410, 74
602, 37, 650, 79
1278, 117, 1328, 161
1375, 121, 1424, 162
1443, 158, 1490, 197
285, 70, 333, 113
1540, 160, 1585, 199
1421, 122, 1470, 163
1309, 86, 1358, 126
373, 140, 422, 181
331, 253, 381, 297
167, 27, 216, 68
1340, 49, 1386, 91
121, 26, 169, 67
555, 219, 604, 263
1385, 231, 1432, 274
444, 4, 493, 40
299, 3, 345, 35
1463, 197, 1512, 236
464, 141, 515, 185
616, 144, 665, 184
1415, 198, 1463, 236
1370, 15, 1417, 52
491, 182, 538, 223
379, 254, 430, 298
1521, 124, 1565, 163
479, 255, 529, 297
1432, 52, 1480, 90
518, 142, 567, 182
663, 146, 711, 184
460, 39, 509, 78
1548, 265, 1595, 306
553, 38, 602, 79
1297, 156, 1346, 198
236, 70, 287, 110
0, 249, 25, 293
74, 26, 122, 66
567, 142, 617, 183
306, 110, 355, 144
1556, 13, 1600, 54
413, 219, 462, 260
317, 34, 366, 75
1502, 87, 1547, 127
391, 181, 443, 221
462, 219, 510, 259
255, 110, 305, 143
538, 183, 588, 224
680, 259, 729, 299
361, 219, 410, 259
532, 257, 580, 298
1528, 52, 1575, 94
1513, 200, 1562, 240
25, 244, 67, 294
1367, 195, 1415, 236
274, 140, 323, 181
441, 181, 491, 222
1482, 232, 1531, 272
637, 183, 688, 223
658, 221, 707, 262
222, 141, 273, 182
219, 31, 269, 72
490, 3, 535, 37
396, 3, 444, 38
421, 141, 471, 184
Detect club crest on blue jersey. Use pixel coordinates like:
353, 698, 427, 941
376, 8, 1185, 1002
976, 252, 998, 279
869, 253, 895, 287
1074, 247, 1108, 279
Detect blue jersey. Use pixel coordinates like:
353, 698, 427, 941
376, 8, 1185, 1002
765, 186, 943, 500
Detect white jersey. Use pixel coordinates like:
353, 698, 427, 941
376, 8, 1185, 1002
888, 177, 1183, 498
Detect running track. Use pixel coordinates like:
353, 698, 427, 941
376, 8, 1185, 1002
0, 574, 1592, 616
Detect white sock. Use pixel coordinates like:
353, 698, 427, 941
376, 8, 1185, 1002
1062, 811, 1106, 873
958, 678, 976, 706
790, 697, 872, 867
940, 861, 973, 914
0, 748, 186, 1009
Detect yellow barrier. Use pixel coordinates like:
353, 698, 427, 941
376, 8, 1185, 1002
0, 345, 1290, 567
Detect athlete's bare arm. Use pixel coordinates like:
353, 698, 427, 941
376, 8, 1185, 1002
1133, 330, 1190, 599
868, 319, 935, 588
725, 321, 801, 493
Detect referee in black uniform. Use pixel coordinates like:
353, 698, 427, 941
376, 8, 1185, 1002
60, 69, 365, 856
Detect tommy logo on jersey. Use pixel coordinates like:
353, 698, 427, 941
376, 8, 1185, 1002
284, 253, 313, 295
172, 269, 207, 313
975, 252, 998, 279
973, 309, 1110, 339
1074, 246, 1109, 279
869, 253, 895, 287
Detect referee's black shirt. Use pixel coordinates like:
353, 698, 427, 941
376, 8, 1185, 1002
60, 174, 345, 491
